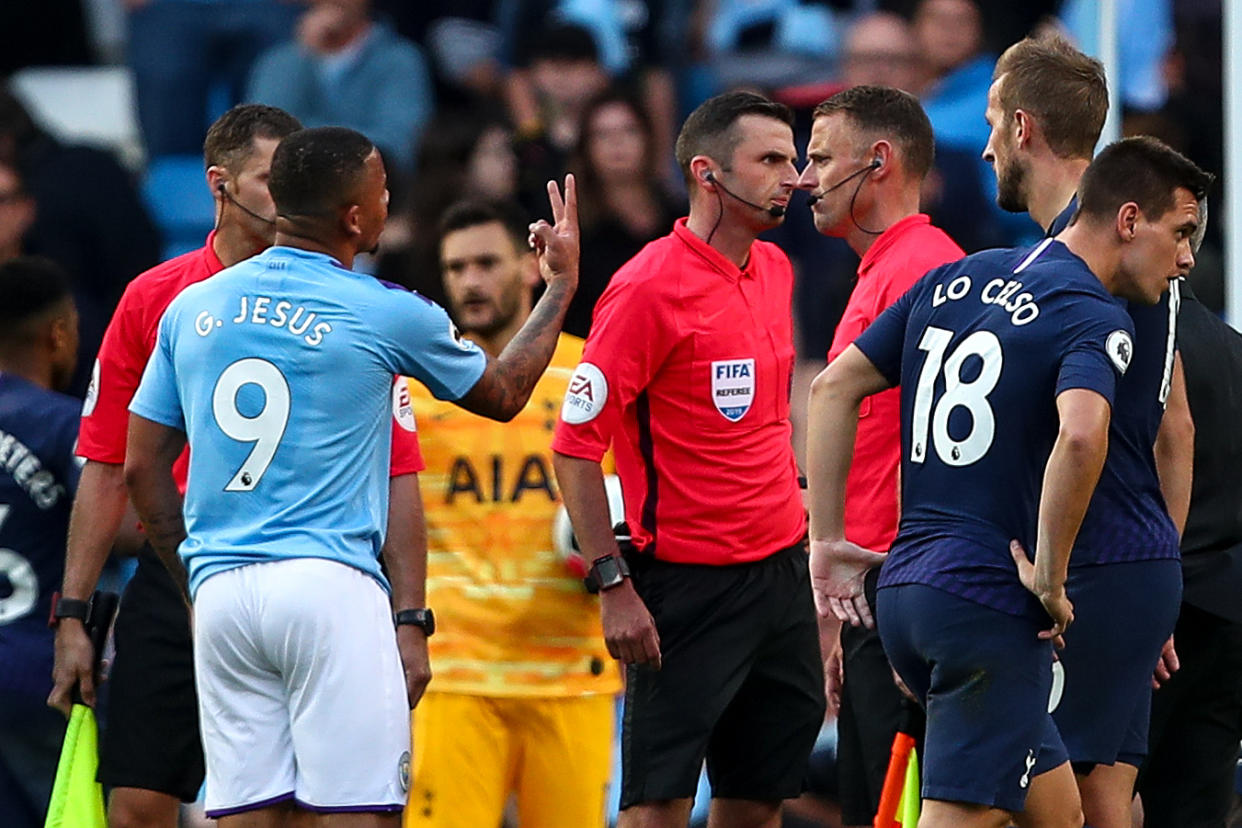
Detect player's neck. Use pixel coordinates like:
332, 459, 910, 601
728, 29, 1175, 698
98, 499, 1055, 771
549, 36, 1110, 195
846, 188, 921, 258
212, 222, 269, 268
686, 208, 758, 269
1060, 221, 1122, 293
271, 228, 356, 270
1027, 158, 1089, 232
0, 353, 52, 390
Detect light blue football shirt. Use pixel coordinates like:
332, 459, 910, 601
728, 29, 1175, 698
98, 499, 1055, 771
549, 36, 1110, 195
130, 246, 487, 598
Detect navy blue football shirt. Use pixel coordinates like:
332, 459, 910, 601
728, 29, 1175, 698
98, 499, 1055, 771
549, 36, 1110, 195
856, 239, 1135, 619
0, 372, 82, 700
1047, 196, 1079, 237
1047, 196, 1181, 566
1072, 282, 1182, 566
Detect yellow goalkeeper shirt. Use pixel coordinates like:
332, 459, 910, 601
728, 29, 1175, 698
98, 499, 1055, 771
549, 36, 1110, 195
408, 333, 621, 697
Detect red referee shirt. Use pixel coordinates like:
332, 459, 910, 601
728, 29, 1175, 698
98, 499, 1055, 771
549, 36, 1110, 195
827, 214, 963, 553
553, 218, 804, 565
79, 233, 422, 492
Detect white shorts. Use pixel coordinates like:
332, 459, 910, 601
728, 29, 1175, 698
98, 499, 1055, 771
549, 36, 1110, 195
193, 558, 411, 818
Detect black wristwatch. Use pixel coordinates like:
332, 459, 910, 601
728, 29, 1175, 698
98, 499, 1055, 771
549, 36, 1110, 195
586, 554, 631, 594
394, 608, 435, 637
48, 592, 90, 628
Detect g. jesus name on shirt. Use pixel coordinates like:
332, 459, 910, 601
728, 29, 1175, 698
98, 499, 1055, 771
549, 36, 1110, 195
189, 295, 335, 347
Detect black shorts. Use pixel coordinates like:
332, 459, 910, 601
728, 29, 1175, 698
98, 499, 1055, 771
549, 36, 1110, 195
620, 544, 826, 809
837, 567, 924, 826
1139, 603, 1242, 828
97, 552, 204, 802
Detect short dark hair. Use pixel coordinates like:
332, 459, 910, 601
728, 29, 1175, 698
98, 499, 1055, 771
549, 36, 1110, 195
813, 85, 935, 179
993, 35, 1107, 160
1078, 136, 1214, 224
0, 256, 72, 348
269, 126, 376, 219
438, 199, 529, 254
203, 104, 302, 173
674, 91, 794, 184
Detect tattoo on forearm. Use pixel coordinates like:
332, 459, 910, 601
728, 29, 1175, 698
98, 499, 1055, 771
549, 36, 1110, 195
466, 280, 572, 418
145, 507, 189, 601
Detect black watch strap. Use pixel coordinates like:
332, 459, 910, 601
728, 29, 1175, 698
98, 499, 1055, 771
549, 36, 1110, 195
587, 554, 631, 594
394, 608, 435, 636
49, 592, 91, 627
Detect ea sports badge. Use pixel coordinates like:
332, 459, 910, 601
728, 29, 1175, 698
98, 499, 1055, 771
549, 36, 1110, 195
392, 379, 416, 432
562, 362, 607, 424
82, 359, 101, 417
711, 358, 755, 422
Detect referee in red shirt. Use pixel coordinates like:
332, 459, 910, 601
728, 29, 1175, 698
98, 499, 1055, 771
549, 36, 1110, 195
554, 92, 825, 828
796, 86, 963, 828
47, 105, 426, 827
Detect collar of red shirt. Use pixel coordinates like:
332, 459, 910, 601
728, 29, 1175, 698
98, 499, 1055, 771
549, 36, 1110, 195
672, 216, 754, 282
857, 213, 932, 278
202, 230, 225, 274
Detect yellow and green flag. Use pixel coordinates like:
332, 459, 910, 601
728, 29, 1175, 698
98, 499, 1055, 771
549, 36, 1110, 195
875, 731, 921, 828
44, 704, 106, 828
895, 746, 921, 826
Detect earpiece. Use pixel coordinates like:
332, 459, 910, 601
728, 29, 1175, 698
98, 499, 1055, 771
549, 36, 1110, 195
704, 171, 715, 182
216, 180, 277, 226
871, 157, 882, 169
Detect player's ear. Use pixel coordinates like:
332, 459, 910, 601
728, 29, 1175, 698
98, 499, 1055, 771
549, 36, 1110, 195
869, 141, 893, 177
1012, 109, 1032, 148
1116, 202, 1141, 242
343, 203, 363, 239
206, 165, 229, 198
690, 157, 716, 190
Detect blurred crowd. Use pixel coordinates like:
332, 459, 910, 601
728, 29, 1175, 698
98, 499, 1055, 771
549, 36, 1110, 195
0, 0, 1227, 400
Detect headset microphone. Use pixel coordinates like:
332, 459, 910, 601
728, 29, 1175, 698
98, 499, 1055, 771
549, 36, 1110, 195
805, 157, 882, 207
218, 182, 276, 226
704, 170, 786, 218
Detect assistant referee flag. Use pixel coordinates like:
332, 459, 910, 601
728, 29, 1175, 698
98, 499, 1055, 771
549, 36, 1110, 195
44, 703, 106, 828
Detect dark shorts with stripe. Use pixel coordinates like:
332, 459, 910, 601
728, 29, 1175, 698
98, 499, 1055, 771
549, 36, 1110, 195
877, 584, 1067, 814
620, 544, 826, 809
98, 552, 204, 801
1053, 559, 1182, 770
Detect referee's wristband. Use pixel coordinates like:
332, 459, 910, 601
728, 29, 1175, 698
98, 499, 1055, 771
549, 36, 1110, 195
394, 608, 435, 637
48, 592, 90, 628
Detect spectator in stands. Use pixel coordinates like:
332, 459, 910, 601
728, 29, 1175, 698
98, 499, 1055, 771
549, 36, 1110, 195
500, 1, 681, 191
376, 110, 520, 306
697, 0, 840, 93
0, 88, 161, 398
911, 0, 1032, 246
0, 161, 35, 262
504, 23, 610, 210
126, 0, 297, 157
914, 0, 995, 152
565, 89, 683, 338
839, 12, 922, 94
247, 0, 435, 174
